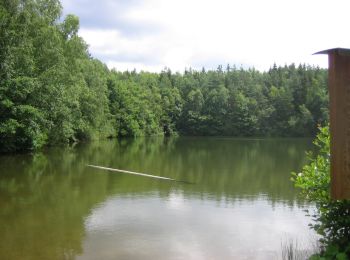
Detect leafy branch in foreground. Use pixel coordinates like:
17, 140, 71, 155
292, 126, 350, 259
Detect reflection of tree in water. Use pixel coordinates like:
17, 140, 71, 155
88, 138, 313, 205
0, 137, 313, 259
0, 149, 111, 260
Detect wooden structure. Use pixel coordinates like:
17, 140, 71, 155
315, 48, 350, 199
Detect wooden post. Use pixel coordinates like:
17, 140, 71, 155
315, 48, 350, 199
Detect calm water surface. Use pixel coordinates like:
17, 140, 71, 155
0, 137, 317, 259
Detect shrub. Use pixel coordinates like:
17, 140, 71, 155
292, 126, 350, 258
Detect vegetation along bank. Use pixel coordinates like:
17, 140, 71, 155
0, 0, 329, 152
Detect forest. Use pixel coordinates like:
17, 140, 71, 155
0, 0, 329, 152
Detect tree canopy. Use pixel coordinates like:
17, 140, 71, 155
0, 0, 329, 152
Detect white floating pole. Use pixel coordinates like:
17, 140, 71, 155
87, 164, 176, 181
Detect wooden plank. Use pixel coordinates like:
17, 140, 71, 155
328, 50, 350, 199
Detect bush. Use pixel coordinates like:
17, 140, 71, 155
292, 126, 350, 258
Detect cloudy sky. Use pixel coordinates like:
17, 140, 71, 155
61, 0, 350, 72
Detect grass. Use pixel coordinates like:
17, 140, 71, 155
281, 237, 320, 260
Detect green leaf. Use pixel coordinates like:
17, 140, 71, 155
335, 253, 348, 260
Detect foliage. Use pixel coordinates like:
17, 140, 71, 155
0, 0, 330, 152
292, 126, 350, 258
309, 244, 350, 260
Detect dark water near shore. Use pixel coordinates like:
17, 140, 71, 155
0, 137, 317, 259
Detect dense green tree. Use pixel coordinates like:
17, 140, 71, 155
0, 0, 329, 152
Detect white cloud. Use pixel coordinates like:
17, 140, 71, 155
65, 0, 350, 72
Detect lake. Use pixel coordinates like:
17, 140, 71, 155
0, 137, 317, 259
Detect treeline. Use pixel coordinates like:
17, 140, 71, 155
0, 0, 329, 152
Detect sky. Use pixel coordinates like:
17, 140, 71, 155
61, 0, 350, 72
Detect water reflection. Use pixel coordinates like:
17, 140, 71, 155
78, 194, 313, 260
0, 137, 315, 259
